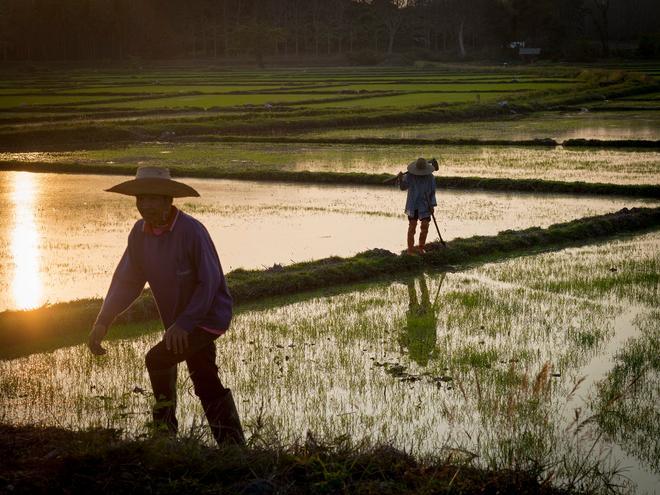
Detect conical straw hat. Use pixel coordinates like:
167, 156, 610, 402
407, 157, 434, 176
105, 167, 200, 198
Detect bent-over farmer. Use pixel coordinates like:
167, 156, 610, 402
88, 166, 244, 445
397, 157, 438, 254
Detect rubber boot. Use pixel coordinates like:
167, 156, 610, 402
204, 388, 246, 446
407, 220, 417, 255
418, 220, 430, 253
149, 367, 178, 436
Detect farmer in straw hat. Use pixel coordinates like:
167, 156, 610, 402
88, 166, 244, 445
397, 157, 438, 254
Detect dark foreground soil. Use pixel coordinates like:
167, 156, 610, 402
0, 424, 567, 495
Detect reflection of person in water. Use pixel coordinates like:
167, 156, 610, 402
400, 274, 443, 366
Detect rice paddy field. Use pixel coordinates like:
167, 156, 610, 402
2, 170, 657, 312
0, 63, 659, 494
306, 110, 660, 141
1, 232, 658, 492
0, 68, 578, 114
3, 141, 659, 185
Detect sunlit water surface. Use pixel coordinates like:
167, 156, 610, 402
0, 171, 657, 311
1, 140, 659, 185
306, 110, 660, 141
0, 232, 658, 493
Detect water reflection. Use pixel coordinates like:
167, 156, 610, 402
0, 171, 657, 312
10, 172, 42, 309
399, 274, 444, 366
1, 232, 659, 490
307, 111, 660, 141
595, 311, 660, 476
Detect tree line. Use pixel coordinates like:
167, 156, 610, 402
0, 0, 657, 63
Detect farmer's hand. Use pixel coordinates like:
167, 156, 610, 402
88, 323, 108, 356
164, 323, 189, 354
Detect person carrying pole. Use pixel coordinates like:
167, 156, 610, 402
396, 157, 438, 254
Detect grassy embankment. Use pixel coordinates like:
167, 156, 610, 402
0, 423, 567, 495
1, 161, 659, 198
561, 138, 660, 149
1, 206, 658, 360
191, 135, 660, 149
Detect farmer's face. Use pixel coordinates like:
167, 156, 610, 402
136, 194, 173, 225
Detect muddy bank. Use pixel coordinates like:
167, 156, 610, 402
1, 206, 658, 360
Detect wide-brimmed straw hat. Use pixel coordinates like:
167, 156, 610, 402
105, 167, 200, 198
407, 157, 435, 176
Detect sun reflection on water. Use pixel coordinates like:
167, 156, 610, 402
10, 172, 42, 309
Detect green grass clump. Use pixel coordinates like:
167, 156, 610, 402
453, 345, 499, 369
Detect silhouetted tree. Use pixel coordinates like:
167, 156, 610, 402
0, 0, 653, 62
372, 0, 408, 55
234, 20, 285, 67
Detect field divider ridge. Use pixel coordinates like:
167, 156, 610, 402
1, 206, 658, 360
2, 161, 658, 198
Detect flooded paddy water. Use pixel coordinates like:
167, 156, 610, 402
2, 140, 659, 185
1, 231, 658, 493
305, 110, 660, 142
1, 170, 657, 312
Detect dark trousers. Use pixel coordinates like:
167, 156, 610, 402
145, 327, 225, 434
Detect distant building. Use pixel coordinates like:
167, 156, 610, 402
519, 47, 541, 62
506, 41, 541, 62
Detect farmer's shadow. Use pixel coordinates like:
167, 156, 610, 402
399, 274, 445, 367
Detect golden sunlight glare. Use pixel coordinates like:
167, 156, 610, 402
10, 172, 43, 310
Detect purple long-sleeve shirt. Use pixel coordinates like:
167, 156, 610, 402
96, 210, 233, 333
